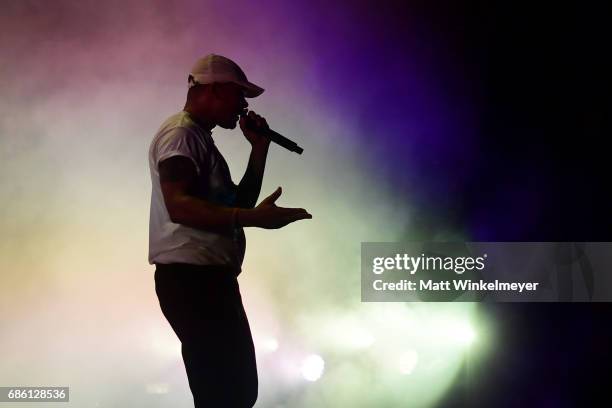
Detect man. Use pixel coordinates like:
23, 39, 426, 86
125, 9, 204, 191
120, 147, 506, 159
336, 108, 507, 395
148, 54, 311, 407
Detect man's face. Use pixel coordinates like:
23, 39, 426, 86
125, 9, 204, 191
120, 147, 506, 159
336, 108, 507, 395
213, 82, 249, 129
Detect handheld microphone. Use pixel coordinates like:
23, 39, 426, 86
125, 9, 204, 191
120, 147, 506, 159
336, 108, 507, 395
240, 112, 304, 155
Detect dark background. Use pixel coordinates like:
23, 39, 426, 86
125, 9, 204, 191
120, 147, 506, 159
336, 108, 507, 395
411, 1, 611, 406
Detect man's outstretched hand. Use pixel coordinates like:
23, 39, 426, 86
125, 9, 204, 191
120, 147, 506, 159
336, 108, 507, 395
239, 187, 312, 229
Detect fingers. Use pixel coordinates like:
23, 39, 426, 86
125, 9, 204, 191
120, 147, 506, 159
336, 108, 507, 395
259, 116, 268, 129
256, 188, 312, 228
261, 186, 282, 205
247, 111, 269, 130
290, 212, 313, 221
279, 210, 312, 227
278, 207, 312, 220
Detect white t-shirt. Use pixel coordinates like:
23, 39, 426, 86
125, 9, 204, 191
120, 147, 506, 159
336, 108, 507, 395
148, 111, 246, 270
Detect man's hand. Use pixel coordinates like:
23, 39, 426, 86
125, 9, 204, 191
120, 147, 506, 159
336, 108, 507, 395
239, 187, 312, 229
239, 111, 271, 150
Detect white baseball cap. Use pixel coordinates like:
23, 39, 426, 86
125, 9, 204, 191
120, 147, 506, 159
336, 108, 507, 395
188, 54, 264, 98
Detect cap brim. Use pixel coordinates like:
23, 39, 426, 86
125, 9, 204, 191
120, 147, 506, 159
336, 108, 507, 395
235, 80, 264, 98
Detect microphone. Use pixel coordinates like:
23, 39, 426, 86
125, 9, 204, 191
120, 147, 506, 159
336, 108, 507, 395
240, 111, 304, 155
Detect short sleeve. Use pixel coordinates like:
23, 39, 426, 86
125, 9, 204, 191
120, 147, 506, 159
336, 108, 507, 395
154, 127, 205, 175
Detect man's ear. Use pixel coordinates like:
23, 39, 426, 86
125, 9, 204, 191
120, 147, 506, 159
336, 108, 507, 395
188, 83, 213, 102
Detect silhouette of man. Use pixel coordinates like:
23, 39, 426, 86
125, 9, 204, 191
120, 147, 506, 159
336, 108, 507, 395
148, 54, 311, 407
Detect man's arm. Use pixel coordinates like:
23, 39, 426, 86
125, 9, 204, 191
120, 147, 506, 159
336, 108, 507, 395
235, 144, 268, 208
160, 156, 237, 233
159, 156, 312, 231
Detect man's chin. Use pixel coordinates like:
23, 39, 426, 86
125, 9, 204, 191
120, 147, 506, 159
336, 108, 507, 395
218, 119, 238, 130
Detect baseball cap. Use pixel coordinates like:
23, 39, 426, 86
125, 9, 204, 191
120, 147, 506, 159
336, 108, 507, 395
188, 54, 264, 98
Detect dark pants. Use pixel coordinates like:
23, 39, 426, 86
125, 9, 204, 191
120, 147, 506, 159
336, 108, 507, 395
154, 263, 258, 408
